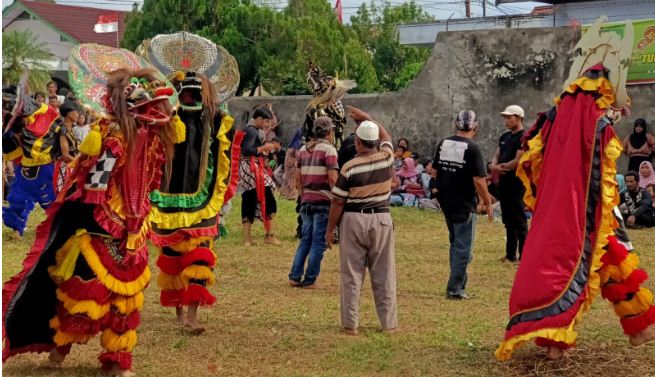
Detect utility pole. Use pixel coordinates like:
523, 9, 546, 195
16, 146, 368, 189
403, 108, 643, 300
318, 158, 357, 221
465, 0, 471, 17
482, 0, 486, 17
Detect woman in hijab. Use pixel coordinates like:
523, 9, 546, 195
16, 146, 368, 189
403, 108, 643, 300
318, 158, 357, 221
390, 157, 423, 206
622, 118, 655, 172
639, 161, 655, 189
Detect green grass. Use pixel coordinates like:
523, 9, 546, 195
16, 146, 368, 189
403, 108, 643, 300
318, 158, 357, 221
2, 197, 654, 376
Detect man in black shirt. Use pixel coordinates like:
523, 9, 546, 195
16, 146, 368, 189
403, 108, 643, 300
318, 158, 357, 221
434, 110, 493, 300
620, 171, 655, 228
491, 105, 528, 262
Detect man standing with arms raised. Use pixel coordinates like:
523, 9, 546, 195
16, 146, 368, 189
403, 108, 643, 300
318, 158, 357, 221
434, 110, 493, 300
491, 105, 528, 262
326, 106, 398, 335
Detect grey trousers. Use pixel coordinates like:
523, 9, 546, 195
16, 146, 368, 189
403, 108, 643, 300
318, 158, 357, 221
339, 211, 398, 330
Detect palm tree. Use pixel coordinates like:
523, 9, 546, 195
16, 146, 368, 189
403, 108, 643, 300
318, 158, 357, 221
2, 30, 54, 93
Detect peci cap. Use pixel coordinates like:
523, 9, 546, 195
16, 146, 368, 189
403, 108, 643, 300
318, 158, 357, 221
500, 105, 525, 118
356, 120, 379, 141
313, 116, 335, 134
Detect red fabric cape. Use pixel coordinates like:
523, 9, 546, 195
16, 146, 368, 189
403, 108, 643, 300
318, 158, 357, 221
506, 92, 604, 329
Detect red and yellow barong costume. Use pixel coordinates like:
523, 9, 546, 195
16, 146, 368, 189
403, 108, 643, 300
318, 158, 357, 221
496, 18, 655, 360
2, 44, 178, 375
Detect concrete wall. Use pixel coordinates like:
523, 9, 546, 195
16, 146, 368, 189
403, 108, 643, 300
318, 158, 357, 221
229, 26, 655, 168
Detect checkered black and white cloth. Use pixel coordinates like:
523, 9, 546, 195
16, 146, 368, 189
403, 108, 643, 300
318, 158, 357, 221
84, 149, 117, 190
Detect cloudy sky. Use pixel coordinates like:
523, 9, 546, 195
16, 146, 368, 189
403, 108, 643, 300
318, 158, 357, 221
3, 0, 548, 22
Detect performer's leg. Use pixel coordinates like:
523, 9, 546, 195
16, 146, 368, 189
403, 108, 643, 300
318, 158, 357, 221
242, 189, 257, 246
3, 166, 36, 235
600, 235, 655, 347
172, 238, 217, 334
156, 247, 185, 323
263, 187, 281, 245
99, 292, 143, 376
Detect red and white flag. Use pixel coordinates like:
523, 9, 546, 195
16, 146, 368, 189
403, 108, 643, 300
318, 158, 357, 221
334, 0, 343, 24
94, 14, 118, 33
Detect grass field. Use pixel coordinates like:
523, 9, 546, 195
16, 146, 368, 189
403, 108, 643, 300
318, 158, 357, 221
2, 197, 654, 377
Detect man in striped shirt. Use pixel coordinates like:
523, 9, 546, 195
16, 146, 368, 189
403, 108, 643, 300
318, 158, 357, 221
288, 116, 339, 288
326, 107, 398, 335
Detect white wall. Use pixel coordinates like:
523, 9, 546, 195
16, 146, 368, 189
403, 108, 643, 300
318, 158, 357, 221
4, 18, 75, 71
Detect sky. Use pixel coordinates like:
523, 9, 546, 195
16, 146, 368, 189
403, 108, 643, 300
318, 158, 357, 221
2, 0, 549, 23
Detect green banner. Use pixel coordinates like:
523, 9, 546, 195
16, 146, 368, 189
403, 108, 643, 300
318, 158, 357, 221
583, 19, 655, 85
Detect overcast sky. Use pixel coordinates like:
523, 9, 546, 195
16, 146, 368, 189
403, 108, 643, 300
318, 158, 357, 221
3, 0, 548, 23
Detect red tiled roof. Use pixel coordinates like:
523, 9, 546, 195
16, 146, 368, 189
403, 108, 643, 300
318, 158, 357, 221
17, 0, 128, 46
531, 5, 554, 16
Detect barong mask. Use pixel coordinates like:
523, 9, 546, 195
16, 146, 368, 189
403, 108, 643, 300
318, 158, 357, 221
566, 16, 633, 112
120, 75, 174, 125
176, 72, 204, 112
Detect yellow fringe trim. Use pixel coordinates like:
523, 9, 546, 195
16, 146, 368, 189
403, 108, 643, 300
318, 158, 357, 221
496, 133, 623, 361
76, 231, 151, 296
598, 253, 640, 283
169, 236, 213, 253
554, 76, 615, 109
56, 290, 110, 320
180, 265, 215, 286
24, 103, 48, 125
111, 292, 144, 315
157, 272, 186, 291
3, 148, 22, 161
149, 115, 233, 229
516, 131, 545, 211
100, 329, 137, 353
102, 185, 151, 251
614, 288, 655, 317
50, 317, 94, 345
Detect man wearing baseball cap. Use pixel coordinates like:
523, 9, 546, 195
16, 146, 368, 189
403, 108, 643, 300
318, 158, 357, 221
327, 106, 398, 335
491, 105, 528, 263
288, 116, 339, 289
433, 110, 493, 300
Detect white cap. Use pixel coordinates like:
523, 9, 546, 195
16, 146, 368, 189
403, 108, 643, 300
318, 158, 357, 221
356, 120, 379, 141
500, 105, 525, 118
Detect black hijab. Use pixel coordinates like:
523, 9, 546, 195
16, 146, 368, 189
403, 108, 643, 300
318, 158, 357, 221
630, 118, 647, 149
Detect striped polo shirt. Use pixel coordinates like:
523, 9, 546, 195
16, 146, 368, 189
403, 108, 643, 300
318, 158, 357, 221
297, 139, 339, 204
332, 141, 394, 210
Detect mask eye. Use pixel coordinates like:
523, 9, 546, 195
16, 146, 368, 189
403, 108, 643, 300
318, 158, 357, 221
139, 78, 148, 86
130, 77, 139, 85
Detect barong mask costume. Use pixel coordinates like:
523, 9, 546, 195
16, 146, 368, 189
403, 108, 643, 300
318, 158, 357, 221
496, 17, 655, 360
138, 31, 239, 310
2, 44, 178, 374
304, 61, 356, 149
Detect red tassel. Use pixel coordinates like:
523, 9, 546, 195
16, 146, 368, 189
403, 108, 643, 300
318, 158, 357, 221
620, 306, 655, 336
59, 277, 111, 304
182, 284, 216, 306
101, 310, 141, 333
160, 289, 184, 307
602, 269, 649, 302
180, 247, 216, 269
99, 351, 132, 371
56, 305, 102, 335
602, 236, 629, 266
535, 337, 574, 350
156, 254, 183, 275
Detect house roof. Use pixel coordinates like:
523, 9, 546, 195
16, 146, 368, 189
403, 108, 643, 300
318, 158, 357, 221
2, 0, 128, 46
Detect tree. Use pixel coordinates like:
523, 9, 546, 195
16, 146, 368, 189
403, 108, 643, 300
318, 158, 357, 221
350, 1, 434, 91
2, 30, 53, 92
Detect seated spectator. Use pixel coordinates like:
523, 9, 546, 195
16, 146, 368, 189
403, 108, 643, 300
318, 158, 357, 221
639, 161, 655, 189
418, 162, 440, 211
394, 146, 407, 171
420, 161, 434, 195
390, 157, 423, 206
646, 184, 655, 209
620, 171, 655, 228
397, 138, 413, 158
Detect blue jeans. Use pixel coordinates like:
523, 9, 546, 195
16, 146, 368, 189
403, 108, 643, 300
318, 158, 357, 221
289, 202, 330, 285
444, 212, 477, 297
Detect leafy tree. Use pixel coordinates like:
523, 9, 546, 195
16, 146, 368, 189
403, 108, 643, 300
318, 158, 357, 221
2, 30, 53, 92
351, 1, 433, 91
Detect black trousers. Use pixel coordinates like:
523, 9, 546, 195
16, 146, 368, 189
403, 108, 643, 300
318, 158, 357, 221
499, 180, 528, 261
241, 186, 277, 223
